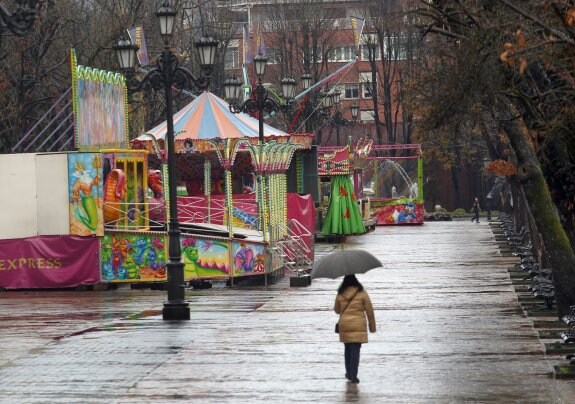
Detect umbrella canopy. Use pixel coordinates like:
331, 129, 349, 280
310, 249, 382, 279
134, 92, 290, 142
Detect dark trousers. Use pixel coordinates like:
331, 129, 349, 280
471, 211, 480, 222
344, 343, 362, 379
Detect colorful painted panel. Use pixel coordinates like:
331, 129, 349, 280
100, 233, 167, 282
232, 241, 266, 276
318, 147, 351, 175
68, 153, 104, 236
71, 50, 127, 150
371, 200, 424, 225
181, 236, 230, 279
0, 236, 100, 289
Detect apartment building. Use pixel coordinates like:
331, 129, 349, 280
218, 0, 414, 146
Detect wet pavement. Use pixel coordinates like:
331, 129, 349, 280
1, 221, 574, 403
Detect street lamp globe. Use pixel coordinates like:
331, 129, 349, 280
350, 103, 359, 121
114, 37, 139, 70
156, 2, 176, 38
281, 77, 297, 100
321, 90, 333, 110
328, 90, 337, 106
195, 35, 219, 68
224, 76, 243, 101
254, 53, 268, 78
332, 90, 341, 105
300, 73, 312, 90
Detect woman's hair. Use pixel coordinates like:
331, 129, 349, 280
338, 274, 363, 295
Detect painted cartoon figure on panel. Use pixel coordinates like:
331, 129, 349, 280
235, 243, 254, 273
71, 158, 100, 231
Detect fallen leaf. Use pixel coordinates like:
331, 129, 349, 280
516, 30, 526, 48
519, 56, 528, 74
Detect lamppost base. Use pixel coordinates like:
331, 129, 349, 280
163, 259, 188, 320
162, 301, 191, 320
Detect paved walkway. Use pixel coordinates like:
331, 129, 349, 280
1, 221, 574, 403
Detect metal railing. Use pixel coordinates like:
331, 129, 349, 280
12, 88, 74, 153
268, 219, 314, 276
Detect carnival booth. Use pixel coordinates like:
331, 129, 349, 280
317, 144, 367, 236
0, 152, 102, 289
356, 143, 424, 225
0, 50, 137, 289
131, 92, 316, 283
0, 50, 315, 290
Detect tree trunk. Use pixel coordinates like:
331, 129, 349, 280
368, 45, 383, 146
450, 165, 461, 209
499, 104, 575, 316
540, 135, 575, 253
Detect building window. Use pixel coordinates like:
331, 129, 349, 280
328, 45, 356, 62
361, 35, 408, 61
360, 72, 376, 99
384, 35, 408, 60
344, 83, 359, 99
360, 109, 375, 122
360, 44, 381, 61
266, 48, 282, 64
225, 47, 240, 69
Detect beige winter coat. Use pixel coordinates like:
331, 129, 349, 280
334, 286, 376, 343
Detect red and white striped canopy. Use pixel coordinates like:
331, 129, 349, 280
135, 92, 291, 142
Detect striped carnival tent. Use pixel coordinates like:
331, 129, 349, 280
132, 92, 313, 152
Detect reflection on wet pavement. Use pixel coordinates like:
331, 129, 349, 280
0, 221, 574, 403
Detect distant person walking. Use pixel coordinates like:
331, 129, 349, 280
334, 274, 376, 384
471, 197, 480, 223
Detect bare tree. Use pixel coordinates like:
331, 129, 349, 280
262, 0, 341, 140
0, 0, 159, 152
359, 0, 424, 147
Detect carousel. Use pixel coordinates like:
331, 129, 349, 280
130, 91, 316, 284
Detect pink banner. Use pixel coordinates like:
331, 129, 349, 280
0, 236, 100, 289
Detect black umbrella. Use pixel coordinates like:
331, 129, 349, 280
310, 249, 382, 279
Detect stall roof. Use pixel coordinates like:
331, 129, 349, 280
135, 92, 303, 142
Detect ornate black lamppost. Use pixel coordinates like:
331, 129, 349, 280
114, 2, 219, 321
0, 0, 40, 53
223, 53, 297, 143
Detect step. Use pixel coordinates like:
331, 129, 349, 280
545, 342, 575, 355
553, 365, 575, 379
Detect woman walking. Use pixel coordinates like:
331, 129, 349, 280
334, 274, 376, 384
